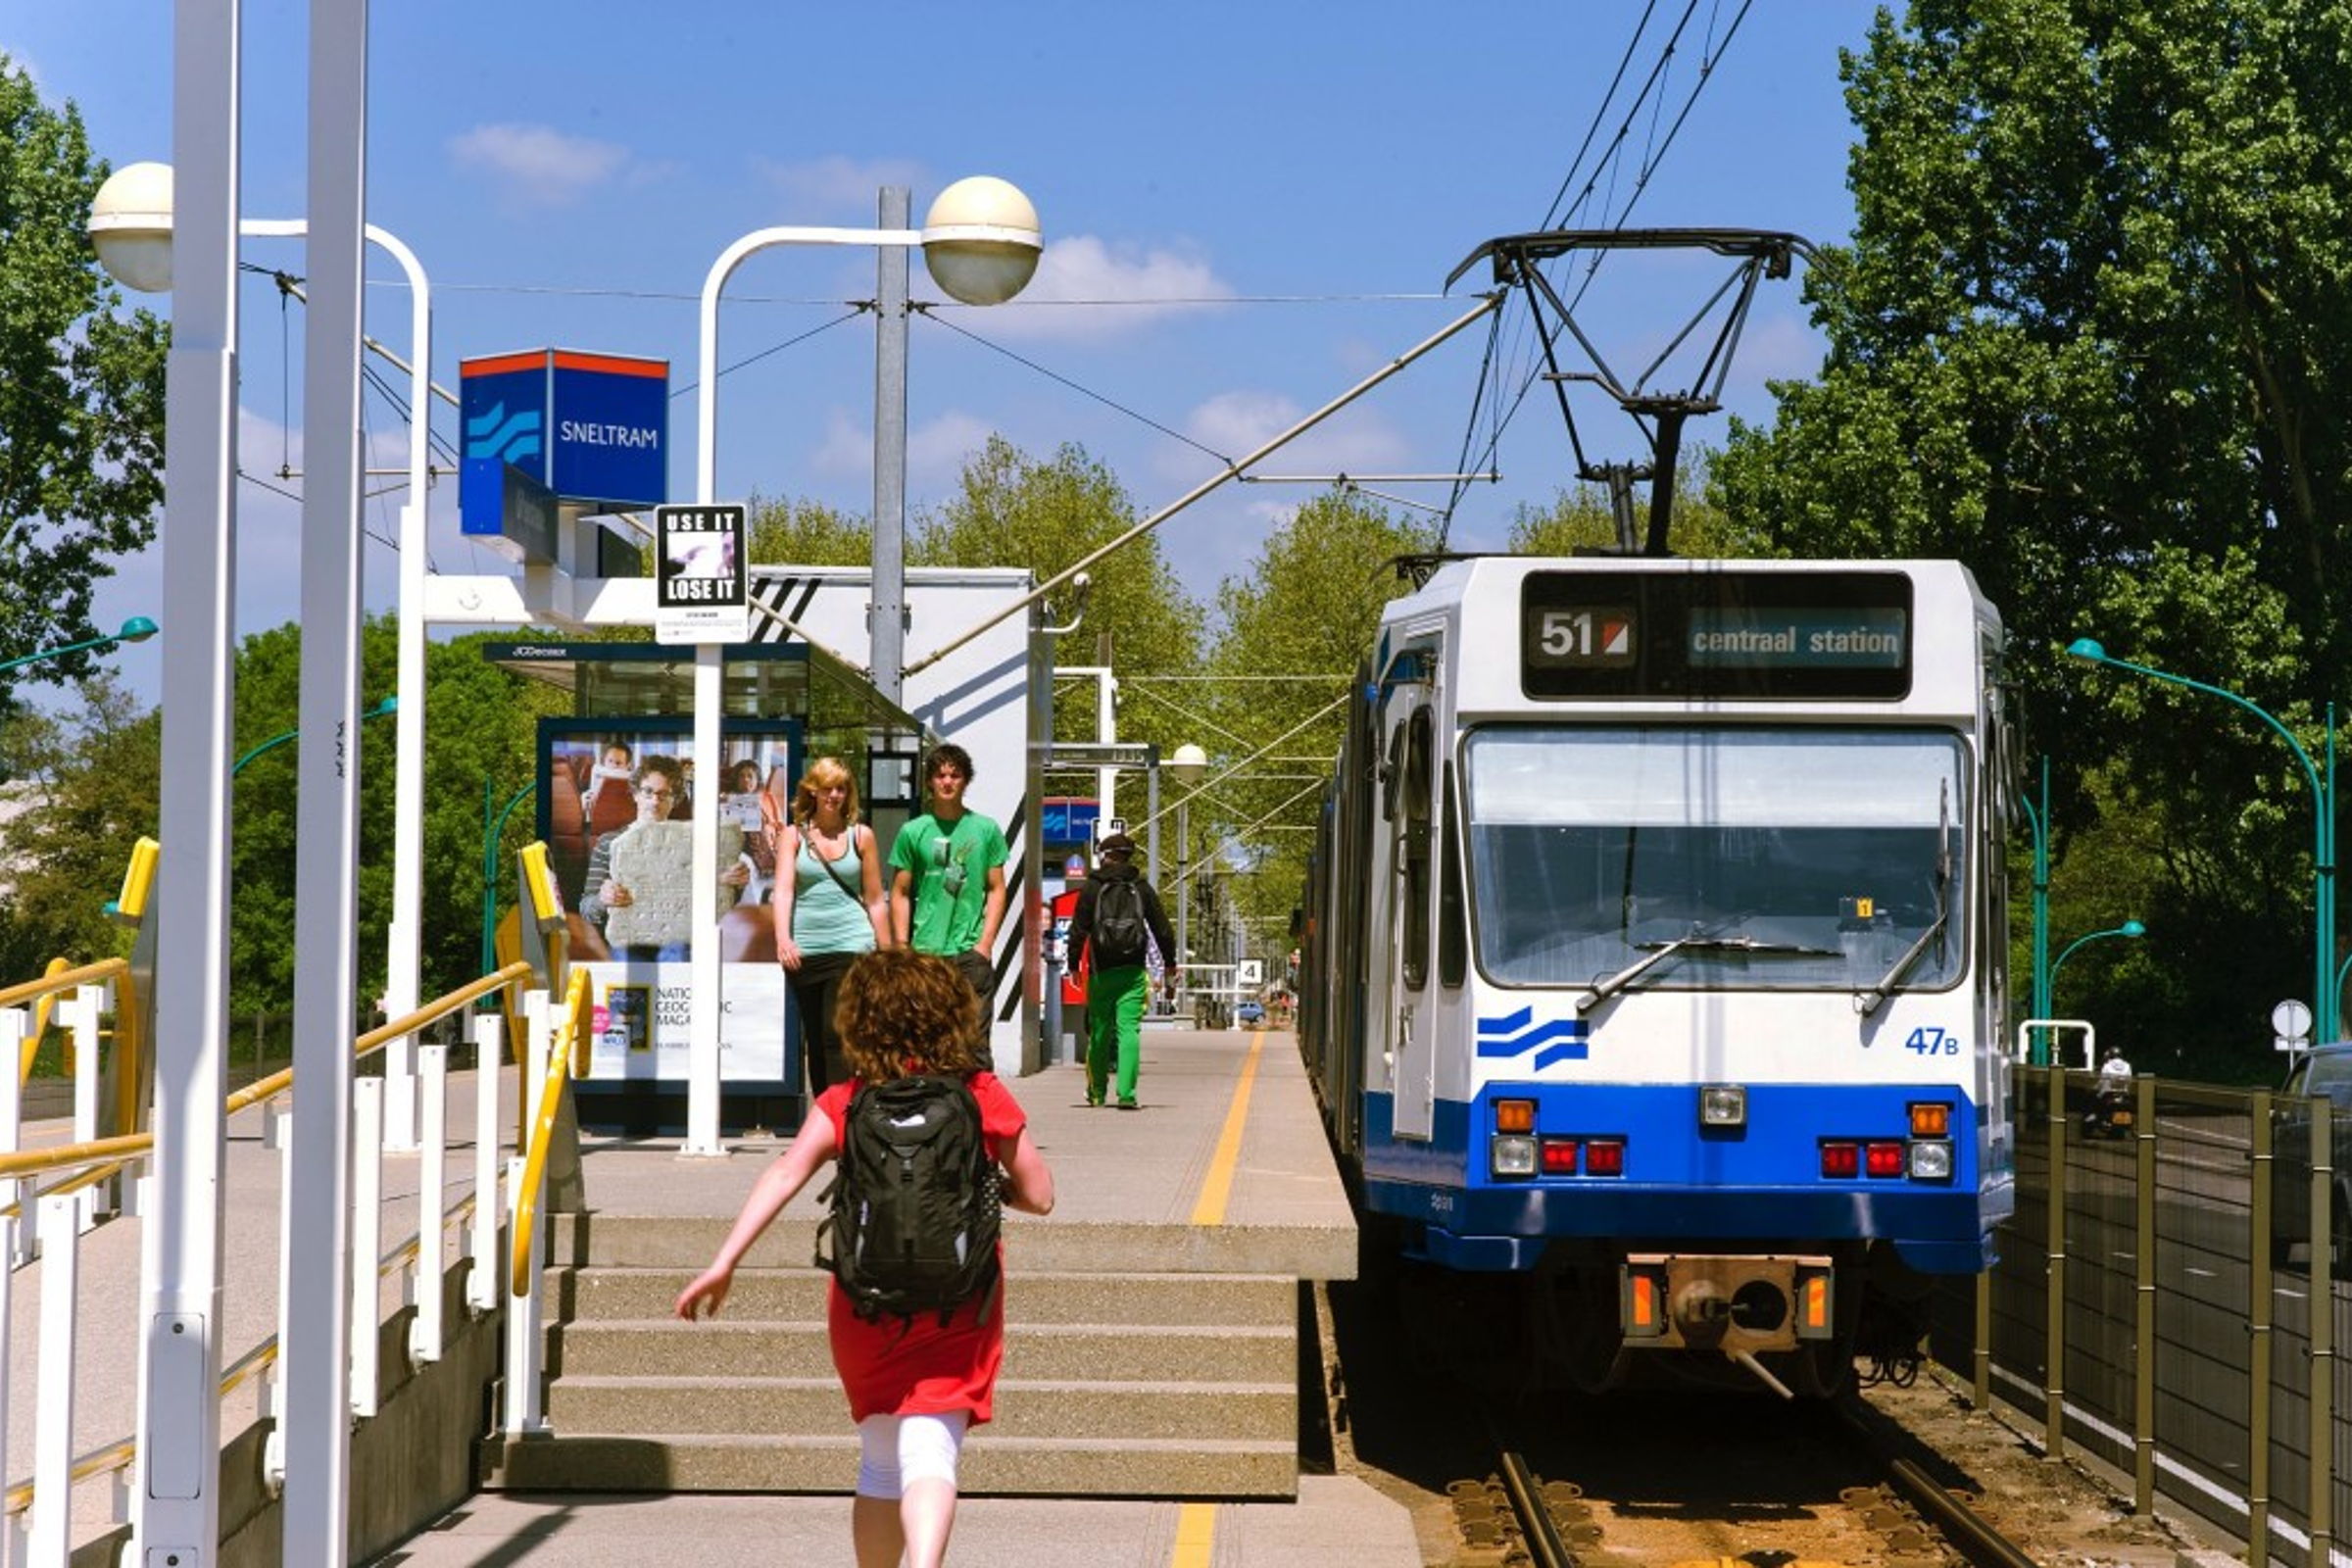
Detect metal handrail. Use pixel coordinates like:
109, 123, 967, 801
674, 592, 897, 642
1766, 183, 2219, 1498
0, 960, 535, 1187
10, 956, 128, 1089
509, 968, 592, 1298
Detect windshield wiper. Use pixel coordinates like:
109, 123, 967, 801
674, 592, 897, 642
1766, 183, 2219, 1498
1853, 910, 1948, 1017
1577, 926, 1836, 1015
1855, 781, 1954, 1018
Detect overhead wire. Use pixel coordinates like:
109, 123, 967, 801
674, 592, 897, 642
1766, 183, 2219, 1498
1439, 0, 1754, 547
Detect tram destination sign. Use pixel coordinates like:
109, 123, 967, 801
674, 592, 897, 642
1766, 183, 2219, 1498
1521, 569, 1915, 701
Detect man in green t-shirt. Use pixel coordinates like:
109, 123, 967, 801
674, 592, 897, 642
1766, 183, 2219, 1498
889, 742, 1008, 1067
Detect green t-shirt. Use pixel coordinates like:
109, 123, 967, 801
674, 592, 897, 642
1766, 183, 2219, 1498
889, 809, 1008, 955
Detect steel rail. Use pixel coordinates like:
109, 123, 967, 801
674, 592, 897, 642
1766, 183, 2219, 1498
1495, 1447, 1576, 1568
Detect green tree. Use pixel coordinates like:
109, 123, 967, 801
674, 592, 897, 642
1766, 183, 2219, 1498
745, 492, 871, 567
917, 436, 1205, 762
1506, 454, 1764, 559
0, 675, 159, 979
1713, 0, 2352, 1065
1198, 490, 1440, 952
0, 58, 170, 711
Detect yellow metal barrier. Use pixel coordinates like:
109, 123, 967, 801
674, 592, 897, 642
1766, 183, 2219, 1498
509, 968, 593, 1298
23, 957, 74, 1083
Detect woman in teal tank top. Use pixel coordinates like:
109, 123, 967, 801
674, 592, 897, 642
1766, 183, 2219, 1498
769, 756, 893, 1094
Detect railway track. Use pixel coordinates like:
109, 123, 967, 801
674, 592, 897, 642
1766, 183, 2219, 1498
1318, 1264, 2052, 1568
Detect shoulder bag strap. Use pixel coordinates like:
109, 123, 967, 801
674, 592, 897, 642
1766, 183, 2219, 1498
811, 828, 865, 907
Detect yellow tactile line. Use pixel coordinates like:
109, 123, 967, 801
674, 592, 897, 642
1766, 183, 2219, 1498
1188, 1028, 1265, 1227
1172, 1028, 1268, 1566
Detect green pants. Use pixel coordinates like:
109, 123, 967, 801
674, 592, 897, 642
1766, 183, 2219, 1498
1086, 963, 1150, 1104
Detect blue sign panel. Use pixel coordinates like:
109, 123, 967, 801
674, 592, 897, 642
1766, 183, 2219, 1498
550, 351, 667, 509
459, 353, 547, 544
459, 349, 670, 557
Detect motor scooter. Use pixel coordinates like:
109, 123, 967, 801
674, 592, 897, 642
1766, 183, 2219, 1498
2083, 1073, 2134, 1139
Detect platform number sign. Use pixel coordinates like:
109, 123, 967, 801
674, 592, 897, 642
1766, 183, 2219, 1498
655, 504, 749, 644
1526, 605, 1637, 669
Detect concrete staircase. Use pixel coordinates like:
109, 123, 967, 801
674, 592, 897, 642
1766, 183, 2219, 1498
481, 1211, 1306, 1497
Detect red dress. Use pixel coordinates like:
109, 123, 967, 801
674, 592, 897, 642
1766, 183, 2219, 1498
814, 1072, 1027, 1424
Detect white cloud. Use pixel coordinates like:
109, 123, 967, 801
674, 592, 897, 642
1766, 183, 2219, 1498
806, 407, 995, 497
446, 122, 637, 209
1163, 389, 1412, 488
956, 234, 1234, 343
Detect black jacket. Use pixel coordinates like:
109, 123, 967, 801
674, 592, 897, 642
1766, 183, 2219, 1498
1068, 860, 1176, 971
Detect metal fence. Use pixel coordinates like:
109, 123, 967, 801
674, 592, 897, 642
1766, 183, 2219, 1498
1929, 1067, 2347, 1568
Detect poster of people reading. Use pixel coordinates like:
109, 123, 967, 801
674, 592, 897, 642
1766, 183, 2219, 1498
539, 718, 799, 1088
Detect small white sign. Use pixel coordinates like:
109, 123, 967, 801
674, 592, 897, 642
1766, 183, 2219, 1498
654, 503, 749, 644
2273, 998, 2313, 1043
1236, 959, 1263, 987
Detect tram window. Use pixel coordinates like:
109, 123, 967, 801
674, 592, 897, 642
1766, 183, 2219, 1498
1401, 709, 1433, 990
1439, 760, 1467, 988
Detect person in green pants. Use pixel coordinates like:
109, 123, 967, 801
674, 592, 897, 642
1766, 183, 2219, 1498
1066, 833, 1176, 1109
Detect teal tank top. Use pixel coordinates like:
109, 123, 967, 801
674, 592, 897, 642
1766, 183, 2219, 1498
791, 831, 878, 954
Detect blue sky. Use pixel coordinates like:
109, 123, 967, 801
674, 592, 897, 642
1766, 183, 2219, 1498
6, 2, 1878, 706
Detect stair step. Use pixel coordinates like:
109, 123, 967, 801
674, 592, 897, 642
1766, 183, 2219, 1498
547, 1212, 1352, 1278
546, 1375, 1295, 1441
484, 1432, 1298, 1499
551, 1318, 1294, 1382
549, 1264, 1297, 1328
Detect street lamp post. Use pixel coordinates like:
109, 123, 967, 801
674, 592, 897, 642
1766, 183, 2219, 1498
688, 178, 1042, 1152
2069, 639, 2336, 1045
2050, 919, 2146, 1011
2019, 756, 2053, 1064
231, 695, 397, 776
1170, 743, 1205, 1005
0, 616, 161, 678
91, 161, 437, 1151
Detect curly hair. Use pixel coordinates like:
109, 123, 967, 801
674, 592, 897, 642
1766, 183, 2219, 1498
835, 949, 981, 1081
790, 755, 862, 827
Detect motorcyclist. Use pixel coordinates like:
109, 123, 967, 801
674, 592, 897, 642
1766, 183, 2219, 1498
2087, 1044, 2134, 1136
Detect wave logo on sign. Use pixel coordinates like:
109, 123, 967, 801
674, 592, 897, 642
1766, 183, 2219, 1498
465, 401, 542, 466
1475, 1006, 1589, 1068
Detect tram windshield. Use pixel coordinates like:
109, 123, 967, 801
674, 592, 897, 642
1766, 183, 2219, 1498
1464, 726, 1969, 994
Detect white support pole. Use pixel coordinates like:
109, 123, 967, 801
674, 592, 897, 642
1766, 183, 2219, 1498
30, 1193, 82, 1564
467, 1014, 503, 1318
501, 1152, 546, 1436
685, 645, 725, 1155
379, 223, 435, 1155
138, 1, 240, 1558
411, 1044, 448, 1364
279, 0, 369, 1554
1, 1008, 29, 1270
0, 1012, 20, 1537
263, 1099, 292, 1494
350, 1077, 383, 1420
68, 986, 103, 1230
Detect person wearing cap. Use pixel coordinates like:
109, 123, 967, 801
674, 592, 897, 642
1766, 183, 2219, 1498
1066, 832, 1176, 1109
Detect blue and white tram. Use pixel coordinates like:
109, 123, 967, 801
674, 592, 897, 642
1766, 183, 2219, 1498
1298, 557, 2016, 1395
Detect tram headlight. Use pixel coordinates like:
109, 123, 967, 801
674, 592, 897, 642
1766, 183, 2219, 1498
1490, 1135, 1538, 1178
1908, 1140, 1955, 1182
1699, 1084, 1747, 1128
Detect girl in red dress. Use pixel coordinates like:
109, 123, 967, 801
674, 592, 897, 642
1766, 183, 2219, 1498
675, 949, 1054, 1568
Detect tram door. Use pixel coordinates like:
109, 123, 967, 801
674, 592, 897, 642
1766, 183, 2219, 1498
1385, 652, 1440, 1140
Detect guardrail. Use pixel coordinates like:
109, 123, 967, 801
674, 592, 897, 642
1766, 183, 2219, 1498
1938, 1066, 2345, 1568
500, 969, 593, 1438
0, 957, 537, 1564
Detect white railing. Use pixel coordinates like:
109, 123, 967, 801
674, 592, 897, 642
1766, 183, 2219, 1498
0, 965, 538, 1565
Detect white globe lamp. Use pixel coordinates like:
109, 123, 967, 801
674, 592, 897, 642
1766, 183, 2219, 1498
87, 161, 177, 293
920, 175, 1042, 306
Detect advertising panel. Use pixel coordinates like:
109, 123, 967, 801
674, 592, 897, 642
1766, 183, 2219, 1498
540, 717, 798, 1088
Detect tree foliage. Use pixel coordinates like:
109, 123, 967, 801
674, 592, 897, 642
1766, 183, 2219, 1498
1505, 454, 1764, 558
0, 58, 170, 712
0, 676, 158, 979
745, 492, 871, 567
916, 436, 1204, 764
1198, 490, 1440, 956
1713, 0, 2352, 1066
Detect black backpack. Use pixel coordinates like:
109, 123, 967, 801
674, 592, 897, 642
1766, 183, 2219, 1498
816, 1074, 1001, 1324
1093, 877, 1149, 960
